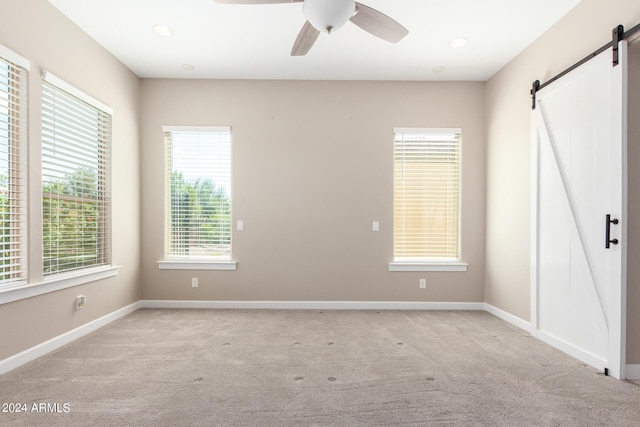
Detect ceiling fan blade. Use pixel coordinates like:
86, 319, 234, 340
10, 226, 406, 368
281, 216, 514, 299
349, 2, 408, 43
215, 0, 301, 4
291, 21, 320, 56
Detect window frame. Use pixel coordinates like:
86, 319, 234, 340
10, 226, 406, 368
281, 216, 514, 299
0, 45, 29, 287
41, 70, 113, 277
389, 127, 467, 272
159, 125, 236, 271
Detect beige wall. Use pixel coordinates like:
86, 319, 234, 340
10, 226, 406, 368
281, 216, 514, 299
485, 0, 640, 362
0, 0, 141, 360
140, 79, 486, 302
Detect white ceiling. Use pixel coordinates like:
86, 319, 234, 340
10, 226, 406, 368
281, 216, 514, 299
48, 0, 582, 81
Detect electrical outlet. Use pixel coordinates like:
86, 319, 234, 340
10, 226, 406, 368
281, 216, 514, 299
76, 295, 87, 309
192, 277, 198, 288
372, 221, 380, 232
419, 279, 426, 289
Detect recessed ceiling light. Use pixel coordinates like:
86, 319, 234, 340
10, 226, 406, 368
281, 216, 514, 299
152, 24, 173, 37
450, 37, 468, 48
182, 64, 195, 71
432, 66, 446, 74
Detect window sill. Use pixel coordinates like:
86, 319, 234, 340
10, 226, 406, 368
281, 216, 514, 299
388, 262, 468, 272
0, 265, 120, 305
157, 260, 237, 271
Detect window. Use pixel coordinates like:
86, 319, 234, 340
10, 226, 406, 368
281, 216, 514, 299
0, 47, 28, 285
164, 126, 232, 261
41, 71, 112, 275
392, 128, 463, 268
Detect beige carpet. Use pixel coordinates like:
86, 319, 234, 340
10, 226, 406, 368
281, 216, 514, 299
1, 309, 640, 426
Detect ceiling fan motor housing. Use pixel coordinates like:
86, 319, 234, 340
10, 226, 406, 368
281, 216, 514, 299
303, 0, 356, 33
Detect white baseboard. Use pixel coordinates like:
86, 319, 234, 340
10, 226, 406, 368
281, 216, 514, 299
0, 301, 142, 375
139, 300, 486, 311
484, 303, 532, 333
626, 364, 640, 380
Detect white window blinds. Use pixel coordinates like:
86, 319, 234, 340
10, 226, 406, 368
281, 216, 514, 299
41, 72, 112, 275
164, 126, 232, 259
0, 50, 28, 285
393, 128, 461, 261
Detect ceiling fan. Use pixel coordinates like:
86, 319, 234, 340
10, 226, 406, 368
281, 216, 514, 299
215, 0, 409, 56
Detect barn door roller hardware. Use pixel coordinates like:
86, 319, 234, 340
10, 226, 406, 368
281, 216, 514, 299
530, 80, 540, 110
530, 22, 640, 110
612, 25, 624, 66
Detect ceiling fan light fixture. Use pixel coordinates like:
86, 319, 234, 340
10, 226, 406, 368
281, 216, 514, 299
303, 0, 355, 33
152, 24, 173, 37
450, 37, 468, 48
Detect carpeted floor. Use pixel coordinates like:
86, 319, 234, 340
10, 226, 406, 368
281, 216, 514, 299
1, 309, 639, 426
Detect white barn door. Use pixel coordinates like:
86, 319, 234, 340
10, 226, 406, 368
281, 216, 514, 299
531, 41, 628, 379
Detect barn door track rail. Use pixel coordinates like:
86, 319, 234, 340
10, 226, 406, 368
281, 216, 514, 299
531, 22, 640, 110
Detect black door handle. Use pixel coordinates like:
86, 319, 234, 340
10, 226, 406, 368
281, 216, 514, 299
606, 214, 619, 249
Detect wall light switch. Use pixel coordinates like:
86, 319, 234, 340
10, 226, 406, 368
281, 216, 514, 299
372, 221, 380, 232
237, 220, 244, 231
